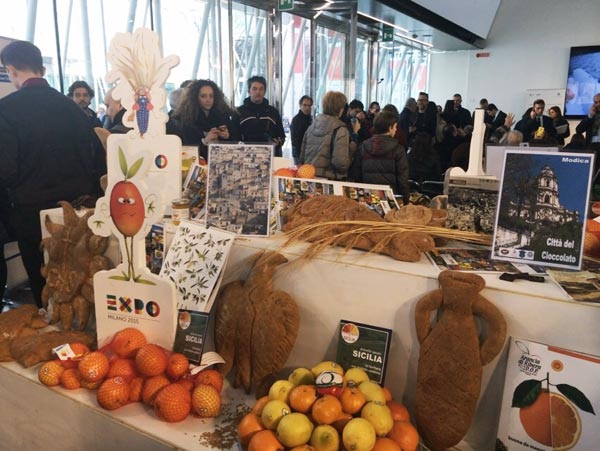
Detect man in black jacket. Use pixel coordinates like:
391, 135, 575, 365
444, 93, 472, 130
290, 95, 313, 164
575, 93, 600, 145
237, 76, 286, 157
0, 40, 104, 308
67, 80, 103, 128
515, 98, 557, 143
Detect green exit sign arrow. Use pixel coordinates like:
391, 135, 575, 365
278, 0, 294, 11
382, 27, 394, 42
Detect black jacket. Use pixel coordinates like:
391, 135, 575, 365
351, 134, 410, 202
515, 114, 557, 142
490, 111, 507, 132
575, 114, 600, 145
167, 108, 240, 160
444, 106, 472, 129
290, 110, 312, 158
0, 80, 104, 208
237, 98, 286, 156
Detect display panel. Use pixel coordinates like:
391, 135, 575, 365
565, 45, 600, 118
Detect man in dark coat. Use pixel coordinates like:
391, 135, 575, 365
67, 80, 103, 128
575, 93, 600, 145
237, 76, 286, 157
290, 95, 313, 164
0, 40, 104, 308
515, 98, 557, 143
444, 93, 472, 130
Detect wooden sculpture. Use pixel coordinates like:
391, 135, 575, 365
414, 271, 507, 451
214, 251, 300, 395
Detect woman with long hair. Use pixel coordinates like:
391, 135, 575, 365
548, 105, 570, 146
167, 79, 239, 159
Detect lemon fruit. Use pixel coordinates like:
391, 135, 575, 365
276, 412, 314, 448
261, 399, 291, 430
289, 367, 316, 386
343, 367, 370, 387
342, 417, 376, 451
358, 380, 386, 403
268, 379, 295, 403
361, 401, 394, 437
310, 424, 340, 451
311, 361, 344, 379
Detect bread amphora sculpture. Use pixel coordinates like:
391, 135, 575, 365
414, 271, 507, 451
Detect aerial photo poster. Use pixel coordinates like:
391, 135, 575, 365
492, 150, 594, 270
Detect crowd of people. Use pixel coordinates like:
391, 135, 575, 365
2, 38, 600, 310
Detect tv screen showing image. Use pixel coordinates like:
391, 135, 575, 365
565, 45, 600, 118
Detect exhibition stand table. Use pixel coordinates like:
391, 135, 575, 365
2, 235, 599, 450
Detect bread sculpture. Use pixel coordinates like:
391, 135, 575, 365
414, 271, 507, 450
283, 195, 435, 262
0, 305, 47, 361
41, 201, 112, 331
215, 251, 300, 395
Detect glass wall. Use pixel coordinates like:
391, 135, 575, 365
374, 39, 430, 110
0, 1, 429, 115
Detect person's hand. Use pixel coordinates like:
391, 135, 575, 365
409, 126, 416, 133
456, 128, 466, 137
356, 111, 366, 121
352, 119, 361, 134
590, 105, 597, 118
205, 128, 220, 143
505, 113, 515, 128
216, 125, 229, 139
530, 109, 537, 120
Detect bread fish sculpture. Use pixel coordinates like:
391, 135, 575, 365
414, 271, 507, 450
215, 251, 300, 395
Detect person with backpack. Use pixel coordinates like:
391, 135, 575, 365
299, 91, 353, 180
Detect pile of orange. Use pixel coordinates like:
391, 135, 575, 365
237, 362, 420, 451
274, 164, 316, 179
37, 327, 224, 423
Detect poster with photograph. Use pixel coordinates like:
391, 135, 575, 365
182, 162, 208, 220
339, 182, 400, 217
275, 176, 336, 227
492, 151, 595, 270
496, 337, 599, 451
547, 258, 600, 303
206, 143, 273, 236
446, 176, 500, 234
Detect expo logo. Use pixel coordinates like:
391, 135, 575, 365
106, 294, 161, 317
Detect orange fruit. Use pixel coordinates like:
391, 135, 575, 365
154, 383, 192, 422
60, 368, 82, 389
387, 400, 410, 422
107, 358, 138, 383
373, 437, 402, 451
80, 379, 103, 390
296, 164, 316, 179
331, 411, 353, 434
78, 351, 110, 383
59, 342, 90, 369
290, 446, 315, 451
387, 420, 419, 451
238, 412, 265, 446
97, 377, 130, 410
166, 353, 189, 381
584, 232, 600, 257
519, 390, 581, 449
382, 386, 393, 402
248, 429, 285, 451
38, 360, 65, 386
274, 167, 297, 178
135, 344, 168, 377
194, 369, 224, 393
176, 376, 195, 392
129, 376, 144, 402
587, 218, 600, 233
192, 383, 221, 418
340, 386, 366, 414
289, 385, 318, 413
252, 395, 270, 416
142, 374, 171, 405
311, 394, 343, 425
110, 327, 147, 358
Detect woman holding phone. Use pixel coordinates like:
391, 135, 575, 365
167, 79, 240, 159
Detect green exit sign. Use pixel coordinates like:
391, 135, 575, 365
278, 0, 294, 11
382, 27, 394, 42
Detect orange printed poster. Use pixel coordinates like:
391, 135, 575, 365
496, 338, 598, 450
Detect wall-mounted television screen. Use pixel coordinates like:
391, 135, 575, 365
565, 45, 600, 118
